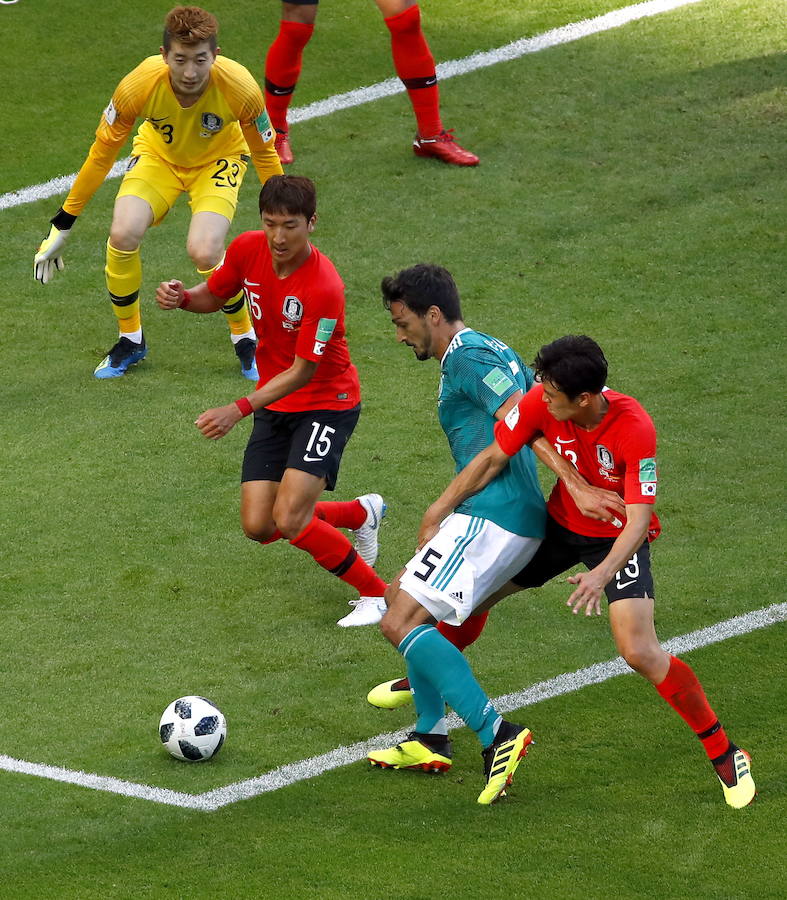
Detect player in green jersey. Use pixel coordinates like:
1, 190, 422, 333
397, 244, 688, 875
365, 264, 623, 804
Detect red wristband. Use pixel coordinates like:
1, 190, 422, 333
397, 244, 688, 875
180, 289, 192, 308
235, 397, 253, 417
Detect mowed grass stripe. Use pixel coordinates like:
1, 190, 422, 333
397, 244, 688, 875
1, 600, 782, 812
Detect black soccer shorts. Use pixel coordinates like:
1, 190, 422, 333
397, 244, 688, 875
241, 404, 360, 490
511, 515, 655, 603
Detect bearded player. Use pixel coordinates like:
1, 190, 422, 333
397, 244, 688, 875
371, 335, 756, 809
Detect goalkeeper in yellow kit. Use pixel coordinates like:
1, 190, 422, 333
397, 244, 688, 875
34, 6, 283, 379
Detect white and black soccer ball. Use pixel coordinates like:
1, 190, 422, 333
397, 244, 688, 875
159, 696, 227, 762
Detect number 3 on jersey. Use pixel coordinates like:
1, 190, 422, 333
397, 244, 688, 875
303, 422, 336, 463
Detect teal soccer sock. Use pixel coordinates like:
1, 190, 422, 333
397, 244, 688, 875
407, 660, 447, 736
399, 624, 500, 748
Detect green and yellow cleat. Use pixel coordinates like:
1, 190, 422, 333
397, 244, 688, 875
714, 745, 756, 809
366, 677, 413, 709
368, 732, 452, 773
477, 721, 533, 806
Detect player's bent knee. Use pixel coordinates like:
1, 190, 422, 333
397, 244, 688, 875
108, 227, 142, 253
188, 246, 222, 272
271, 507, 313, 541
621, 643, 665, 678
379, 611, 403, 646
383, 581, 399, 607
241, 516, 277, 543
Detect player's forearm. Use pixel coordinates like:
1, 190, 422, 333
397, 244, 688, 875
243, 125, 284, 183
593, 506, 651, 584
431, 443, 510, 518
530, 435, 584, 488
180, 283, 227, 313
62, 136, 126, 218
241, 362, 316, 413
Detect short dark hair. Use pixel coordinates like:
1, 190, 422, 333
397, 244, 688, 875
380, 264, 462, 322
259, 175, 317, 221
533, 335, 608, 399
163, 6, 218, 52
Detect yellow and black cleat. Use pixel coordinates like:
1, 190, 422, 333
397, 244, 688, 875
478, 722, 533, 805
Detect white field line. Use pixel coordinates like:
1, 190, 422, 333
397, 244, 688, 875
0, 0, 702, 213
1, 601, 783, 812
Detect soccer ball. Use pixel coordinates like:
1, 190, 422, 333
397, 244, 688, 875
159, 696, 227, 762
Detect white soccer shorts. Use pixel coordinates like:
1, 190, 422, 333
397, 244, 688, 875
399, 513, 541, 626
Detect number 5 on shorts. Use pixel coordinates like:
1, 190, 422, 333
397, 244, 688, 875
413, 548, 443, 582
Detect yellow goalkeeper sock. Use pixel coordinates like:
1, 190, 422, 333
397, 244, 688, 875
105, 240, 142, 335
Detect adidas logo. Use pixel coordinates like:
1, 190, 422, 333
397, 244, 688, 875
449, 591, 463, 601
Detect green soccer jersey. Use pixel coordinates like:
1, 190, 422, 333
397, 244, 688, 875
438, 328, 546, 538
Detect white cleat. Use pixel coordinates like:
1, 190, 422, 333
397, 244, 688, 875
337, 595, 387, 627
352, 494, 386, 567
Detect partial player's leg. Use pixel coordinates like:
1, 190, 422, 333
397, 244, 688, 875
374, 0, 479, 166
242, 407, 387, 619
366, 611, 490, 709
188, 160, 258, 380
97, 154, 187, 378
368, 516, 539, 803
315, 493, 387, 567
365, 523, 566, 710
264, 1, 319, 165
367, 587, 454, 772
95, 194, 154, 379
606, 584, 755, 808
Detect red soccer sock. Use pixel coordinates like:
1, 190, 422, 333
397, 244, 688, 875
264, 20, 315, 133
437, 610, 489, 651
384, 5, 442, 138
290, 516, 387, 597
314, 499, 366, 531
655, 655, 730, 760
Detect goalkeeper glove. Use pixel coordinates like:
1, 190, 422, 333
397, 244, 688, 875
34, 209, 77, 284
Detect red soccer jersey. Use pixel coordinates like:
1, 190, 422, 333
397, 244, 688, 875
494, 384, 661, 540
208, 232, 361, 412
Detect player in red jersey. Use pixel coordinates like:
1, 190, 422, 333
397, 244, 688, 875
371, 335, 755, 809
155, 175, 387, 623
264, 0, 478, 167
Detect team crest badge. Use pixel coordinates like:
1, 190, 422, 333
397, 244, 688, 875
200, 112, 224, 135
282, 296, 304, 327
596, 444, 615, 470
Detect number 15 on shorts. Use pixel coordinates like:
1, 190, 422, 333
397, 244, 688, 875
303, 422, 335, 463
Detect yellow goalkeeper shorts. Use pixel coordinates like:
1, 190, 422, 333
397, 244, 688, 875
116, 153, 249, 225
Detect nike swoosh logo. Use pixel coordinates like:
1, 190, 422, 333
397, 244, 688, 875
617, 579, 636, 589
243, 280, 260, 286
556, 437, 575, 444
271, 89, 289, 95
303, 455, 323, 463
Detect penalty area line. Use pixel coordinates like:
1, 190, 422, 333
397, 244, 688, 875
0, 0, 702, 212
0, 600, 783, 812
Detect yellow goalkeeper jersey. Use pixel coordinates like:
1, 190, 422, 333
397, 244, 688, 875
63, 55, 282, 217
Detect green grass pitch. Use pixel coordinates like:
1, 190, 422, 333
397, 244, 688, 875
1, 0, 785, 896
